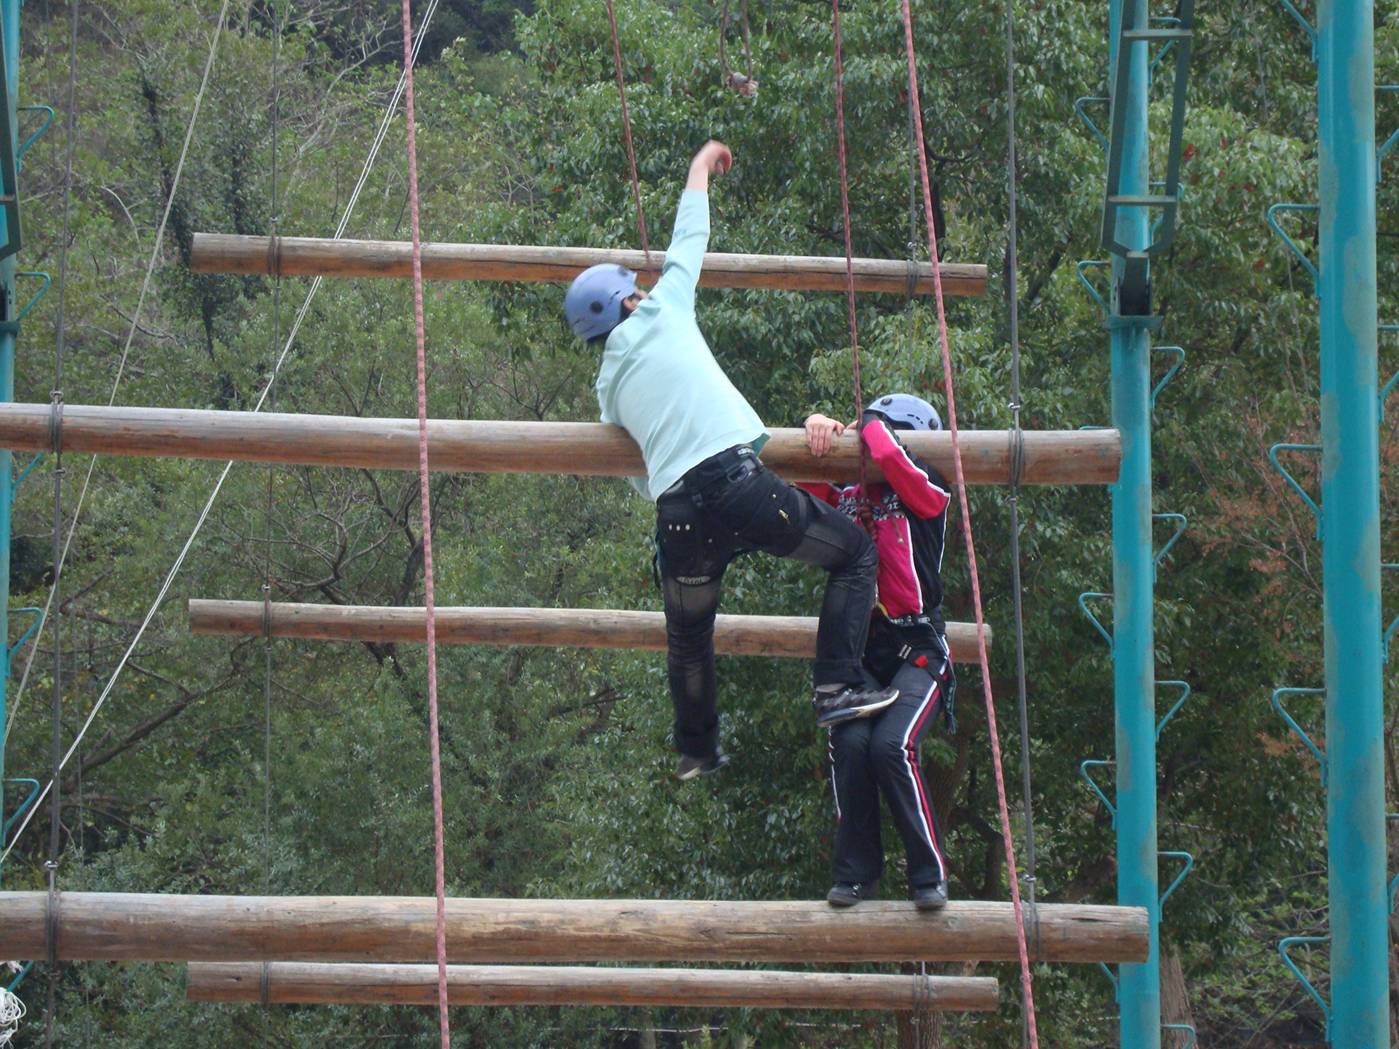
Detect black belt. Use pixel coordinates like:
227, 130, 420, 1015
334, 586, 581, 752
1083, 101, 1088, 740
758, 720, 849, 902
678, 445, 760, 493
885, 613, 936, 629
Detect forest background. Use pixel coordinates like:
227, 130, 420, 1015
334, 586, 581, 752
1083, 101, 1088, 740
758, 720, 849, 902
1, 0, 1397, 1045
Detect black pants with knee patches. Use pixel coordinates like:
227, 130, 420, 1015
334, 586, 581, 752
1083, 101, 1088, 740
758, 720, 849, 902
656, 445, 878, 759
829, 641, 953, 890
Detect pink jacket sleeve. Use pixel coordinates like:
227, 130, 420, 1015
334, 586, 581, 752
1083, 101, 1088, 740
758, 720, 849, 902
862, 420, 951, 519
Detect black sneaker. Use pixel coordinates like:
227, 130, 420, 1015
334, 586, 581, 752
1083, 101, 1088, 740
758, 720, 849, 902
676, 749, 730, 781
813, 685, 900, 727
826, 882, 878, 908
912, 883, 948, 911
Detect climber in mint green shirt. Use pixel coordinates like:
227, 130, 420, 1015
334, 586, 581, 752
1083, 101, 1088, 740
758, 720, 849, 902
565, 140, 898, 782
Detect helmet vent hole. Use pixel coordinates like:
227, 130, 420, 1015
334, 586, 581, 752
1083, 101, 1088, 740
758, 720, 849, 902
589, 302, 604, 314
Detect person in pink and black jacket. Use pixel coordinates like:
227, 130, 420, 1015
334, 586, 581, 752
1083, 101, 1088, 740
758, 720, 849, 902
802, 393, 955, 911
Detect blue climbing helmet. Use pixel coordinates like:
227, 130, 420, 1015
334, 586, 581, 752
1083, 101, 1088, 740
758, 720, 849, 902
564, 263, 638, 341
865, 393, 942, 432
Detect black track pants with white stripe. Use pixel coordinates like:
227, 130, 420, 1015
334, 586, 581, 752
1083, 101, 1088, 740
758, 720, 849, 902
828, 654, 952, 890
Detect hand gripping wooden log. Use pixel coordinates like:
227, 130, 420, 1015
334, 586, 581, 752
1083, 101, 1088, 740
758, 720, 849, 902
0, 892, 1148, 965
0, 404, 1121, 486
189, 233, 988, 297
185, 962, 1001, 1012
187, 601, 990, 663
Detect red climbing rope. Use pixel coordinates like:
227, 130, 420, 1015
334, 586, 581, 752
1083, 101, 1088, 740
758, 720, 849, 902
829, 0, 873, 528
605, 0, 652, 261
896, 4, 1041, 1044
397, 2, 451, 1046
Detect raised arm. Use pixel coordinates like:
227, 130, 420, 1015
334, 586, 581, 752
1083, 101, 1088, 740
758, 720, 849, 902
650, 141, 733, 310
862, 418, 951, 519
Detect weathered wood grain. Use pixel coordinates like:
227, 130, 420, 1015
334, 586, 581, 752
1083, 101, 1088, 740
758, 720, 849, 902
186, 601, 990, 662
0, 892, 1148, 965
0, 404, 1121, 486
185, 962, 1000, 1011
189, 233, 988, 297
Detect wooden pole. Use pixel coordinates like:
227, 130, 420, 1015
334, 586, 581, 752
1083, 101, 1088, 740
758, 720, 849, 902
0, 404, 1121, 486
0, 892, 1148, 964
185, 962, 1000, 1012
187, 601, 990, 663
189, 233, 988, 298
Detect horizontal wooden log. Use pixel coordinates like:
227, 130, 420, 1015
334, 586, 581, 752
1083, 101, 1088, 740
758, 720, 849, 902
186, 962, 1000, 1012
0, 404, 1121, 486
189, 233, 987, 297
0, 892, 1148, 965
187, 601, 989, 663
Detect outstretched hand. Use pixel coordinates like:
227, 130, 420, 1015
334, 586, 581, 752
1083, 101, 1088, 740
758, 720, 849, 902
686, 140, 733, 191
695, 140, 733, 175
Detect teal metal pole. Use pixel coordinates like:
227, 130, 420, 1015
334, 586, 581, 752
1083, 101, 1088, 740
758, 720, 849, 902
1109, 1, 1158, 1045
0, 0, 18, 874
1316, 0, 1385, 1044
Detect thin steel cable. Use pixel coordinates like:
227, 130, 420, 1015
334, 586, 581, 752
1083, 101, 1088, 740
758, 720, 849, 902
397, 2, 451, 1045
5, 0, 234, 740
1002, 0, 1042, 1021
604, 0, 650, 261
43, 4, 80, 1043
829, 0, 872, 525
260, 12, 286, 1025
0, 0, 445, 865
897, 5, 1040, 1044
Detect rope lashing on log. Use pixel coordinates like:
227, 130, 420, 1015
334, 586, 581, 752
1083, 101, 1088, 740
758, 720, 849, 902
0, 405, 1121, 486
185, 962, 1001, 1012
0, 892, 1150, 965
186, 602, 991, 662
188, 234, 988, 297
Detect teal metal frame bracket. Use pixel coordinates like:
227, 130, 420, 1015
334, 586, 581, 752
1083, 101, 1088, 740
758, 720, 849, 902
1080, 758, 1117, 823
0, 268, 50, 336
1077, 258, 1111, 317
1152, 513, 1187, 579
1378, 86, 1397, 178
1271, 686, 1327, 785
1162, 1024, 1197, 1049
1266, 202, 1319, 287
0, 32, 18, 262
1150, 345, 1185, 410
1078, 590, 1114, 649
1380, 322, 1397, 418
7, 604, 41, 676
1159, 849, 1194, 909
3, 960, 29, 994
1155, 679, 1191, 739
2, 774, 38, 839
1277, 0, 1316, 58
1075, 96, 1110, 150
1098, 0, 1194, 333
16, 102, 51, 163
1278, 935, 1331, 1038
11, 450, 40, 493
1268, 442, 1322, 539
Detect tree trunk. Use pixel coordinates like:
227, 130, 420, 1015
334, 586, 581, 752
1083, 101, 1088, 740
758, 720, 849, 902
1160, 947, 1196, 1047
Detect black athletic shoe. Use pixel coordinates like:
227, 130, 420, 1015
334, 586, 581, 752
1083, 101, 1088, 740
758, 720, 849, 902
912, 883, 949, 911
813, 685, 900, 727
826, 882, 878, 908
676, 749, 730, 781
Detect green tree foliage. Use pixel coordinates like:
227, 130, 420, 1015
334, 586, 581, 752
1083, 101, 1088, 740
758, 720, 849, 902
1, 0, 1396, 1045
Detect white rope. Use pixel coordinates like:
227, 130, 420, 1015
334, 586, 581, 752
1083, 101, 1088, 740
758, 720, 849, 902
5, 0, 233, 740
0, 0, 443, 867
0, 982, 25, 1047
